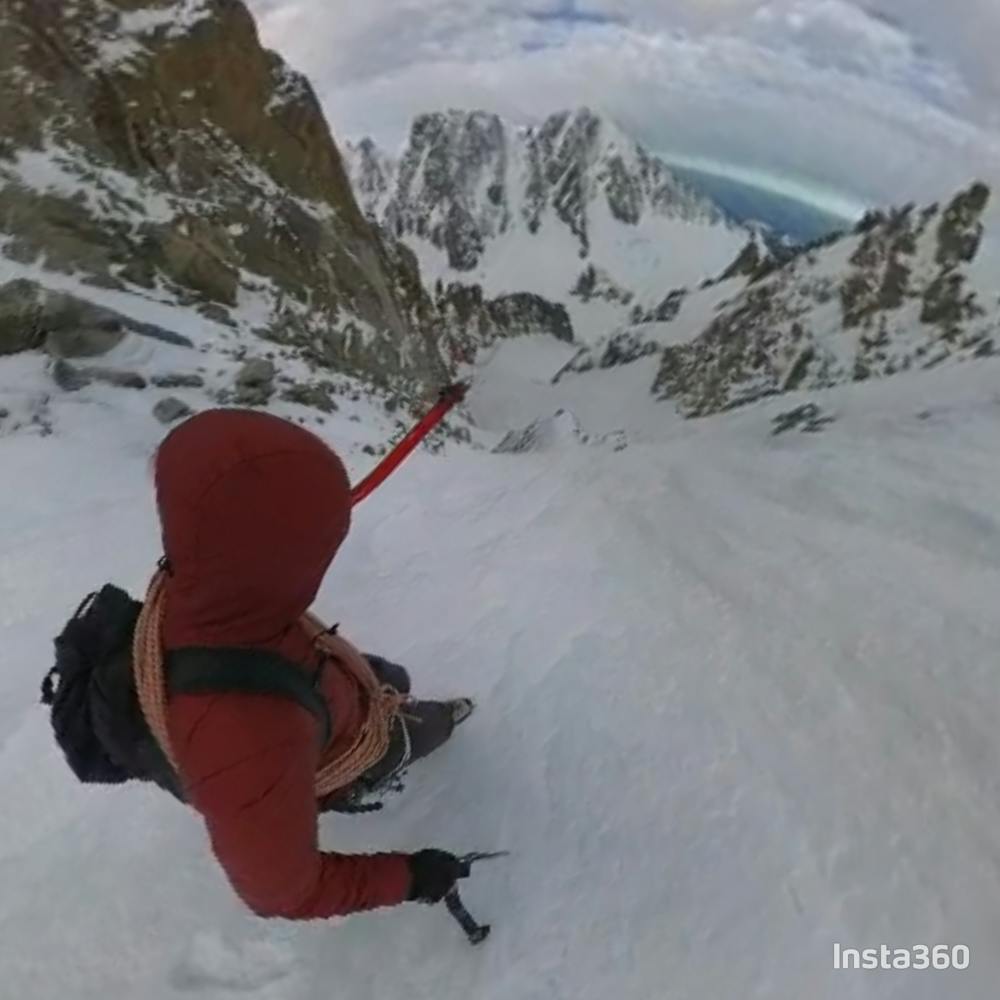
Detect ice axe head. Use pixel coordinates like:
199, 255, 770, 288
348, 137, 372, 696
456, 850, 510, 878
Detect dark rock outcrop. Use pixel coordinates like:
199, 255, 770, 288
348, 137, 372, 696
153, 396, 194, 424
652, 183, 996, 417
0, 0, 450, 396
234, 357, 275, 405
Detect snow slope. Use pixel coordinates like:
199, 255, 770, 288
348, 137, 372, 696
4, 335, 1000, 999
408, 203, 747, 345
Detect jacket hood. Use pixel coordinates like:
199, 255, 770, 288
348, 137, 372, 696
155, 409, 352, 650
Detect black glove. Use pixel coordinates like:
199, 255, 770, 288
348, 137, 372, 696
407, 850, 466, 904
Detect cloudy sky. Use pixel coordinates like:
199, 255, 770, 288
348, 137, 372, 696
247, 0, 1000, 219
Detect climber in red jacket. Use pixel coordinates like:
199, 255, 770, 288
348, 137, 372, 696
149, 408, 473, 918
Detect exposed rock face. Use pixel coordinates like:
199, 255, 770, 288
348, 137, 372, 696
151, 372, 204, 389
771, 403, 836, 436
1, 278, 131, 357
494, 410, 585, 453
493, 409, 629, 454
0, 279, 49, 355
651, 183, 997, 417
717, 238, 767, 283
347, 137, 396, 221
45, 324, 127, 359
571, 265, 634, 306
598, 331, 661, 368
550, 328, 662, 383
280, 380, 339, 413
0, 278, 194, 357
51, 358, 92, 392
153, 396, 193, 424
630, 288, 688, 326
87, 366, 147, 388
0, 0, 449, 395
435, 282, 574, 360
234, 356, 275, 405
52, 358, 147, 390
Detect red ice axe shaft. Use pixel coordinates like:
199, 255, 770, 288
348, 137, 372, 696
350, 383, 469, 506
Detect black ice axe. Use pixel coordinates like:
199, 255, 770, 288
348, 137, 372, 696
444, 851, 510, 945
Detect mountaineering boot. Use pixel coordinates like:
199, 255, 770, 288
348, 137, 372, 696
447, 698, 476, 727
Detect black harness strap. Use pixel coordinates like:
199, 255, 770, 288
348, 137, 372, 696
166, 648, 332, 749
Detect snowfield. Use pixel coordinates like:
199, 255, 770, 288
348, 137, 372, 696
3, 333, 1000, 999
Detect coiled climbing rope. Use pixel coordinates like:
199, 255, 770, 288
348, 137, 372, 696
132, 569, 405, 799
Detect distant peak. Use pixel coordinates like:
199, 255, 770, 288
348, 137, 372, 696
412, 108, 503, 128
564, 105, 600, 125
532, 107, 638, 157
345, 136, 383, 160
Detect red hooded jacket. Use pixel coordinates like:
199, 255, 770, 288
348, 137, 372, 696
155, 409, 411, 919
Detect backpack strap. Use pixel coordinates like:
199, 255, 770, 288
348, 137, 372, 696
166, 648, 332, 749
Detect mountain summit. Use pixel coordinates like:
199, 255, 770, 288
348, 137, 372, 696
346, 109, 751, 342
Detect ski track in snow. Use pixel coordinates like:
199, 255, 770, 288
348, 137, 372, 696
2, 337, 1000, 998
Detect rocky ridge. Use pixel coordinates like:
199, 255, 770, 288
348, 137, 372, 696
345, 109, 752, 341
554, 182, 997, 416
0, 0, 593, 420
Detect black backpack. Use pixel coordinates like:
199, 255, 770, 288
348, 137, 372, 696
41, 586, 138, 784
41, 583, 333, 793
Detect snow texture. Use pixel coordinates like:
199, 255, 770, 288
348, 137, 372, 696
1, 142, 176, 226
266, 65, 312, 115
118, 1, 213, 38
4, 309, 1000, 1000
95, 1, 214, 72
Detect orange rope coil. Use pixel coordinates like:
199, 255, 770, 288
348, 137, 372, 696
132, 570, 404, 799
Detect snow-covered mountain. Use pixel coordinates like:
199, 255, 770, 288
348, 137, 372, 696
8, 12, 1000, 997
0, 0, 584, 400
0, 0, 457, 398
345, 110, 753, 343
555, 182, 998, 417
